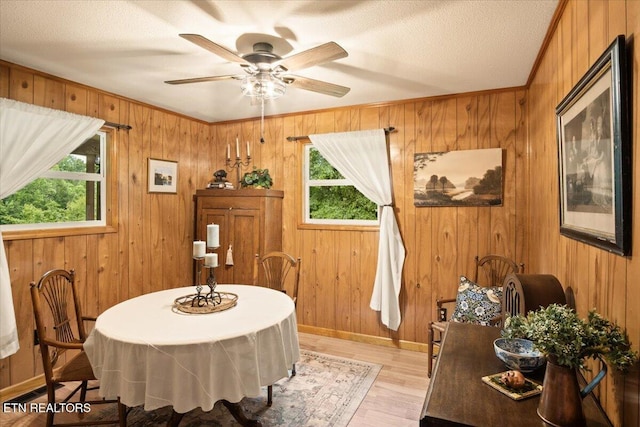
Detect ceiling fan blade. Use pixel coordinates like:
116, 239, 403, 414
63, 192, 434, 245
277, 42, 347, 71
165, 75, 240, 85
285, 75, 350, 97
179, 34, 251, 66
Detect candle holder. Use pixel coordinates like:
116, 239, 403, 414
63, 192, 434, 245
179, 241, 236, 313
226, 139, 252, 186
204, 245, 221, 304
226, 156, 252, 187
192, 256, 209, 307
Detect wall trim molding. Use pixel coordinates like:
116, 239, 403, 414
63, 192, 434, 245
525, 0, 569, 87
0, 374, 46, 402
298, 324, 428, 353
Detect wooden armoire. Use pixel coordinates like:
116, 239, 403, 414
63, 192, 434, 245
193, 188, 283, 285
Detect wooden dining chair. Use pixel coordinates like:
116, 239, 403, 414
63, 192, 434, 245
427, 255, 524, 377
254, 251, 301, 305
254, 252, 301, 405
30, 269, 127, 427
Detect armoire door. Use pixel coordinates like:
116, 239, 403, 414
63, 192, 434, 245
225, 209, 260, 284
197, 208, 228, 284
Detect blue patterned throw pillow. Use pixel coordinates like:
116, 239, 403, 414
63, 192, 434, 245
451, 276, 502, 326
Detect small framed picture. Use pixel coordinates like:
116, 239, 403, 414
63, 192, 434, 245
556, 35, 630, 256
148, 158, 178, 194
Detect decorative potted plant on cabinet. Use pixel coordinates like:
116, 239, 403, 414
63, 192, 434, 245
502, 304, 637, 427
241, 167, 273, 189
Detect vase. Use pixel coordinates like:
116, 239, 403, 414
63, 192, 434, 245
537, 356, 607, 427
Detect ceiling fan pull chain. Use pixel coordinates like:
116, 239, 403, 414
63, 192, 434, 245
260, 98, 266, 144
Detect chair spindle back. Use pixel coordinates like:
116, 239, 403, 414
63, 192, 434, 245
474, 255, 524, 287
31, 269, 85, 369
254, 252, 301, 305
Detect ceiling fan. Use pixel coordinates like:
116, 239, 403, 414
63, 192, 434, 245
166, 34, 350, 142
165, 34, 350, 98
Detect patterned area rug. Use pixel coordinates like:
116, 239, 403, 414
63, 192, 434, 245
2, 350, 381, 427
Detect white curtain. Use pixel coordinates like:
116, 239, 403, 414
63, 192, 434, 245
309, 129, 406, 331
0, 98, 105, 359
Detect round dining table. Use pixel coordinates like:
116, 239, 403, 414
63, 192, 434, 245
84, 284, 299, 426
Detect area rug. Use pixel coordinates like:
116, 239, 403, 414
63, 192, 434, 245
2, 350, 381, 427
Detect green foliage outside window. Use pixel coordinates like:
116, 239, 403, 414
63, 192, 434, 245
0, 153, 99, 225
307, 147, 377, 222
309, 148, 344, 180
0, 178, 95, 224
309, 186, 377, 220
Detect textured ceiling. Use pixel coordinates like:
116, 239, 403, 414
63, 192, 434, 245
0, 0, 558, 123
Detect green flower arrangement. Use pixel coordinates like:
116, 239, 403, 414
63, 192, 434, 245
502, 304, 637, 371
241, 167, 273, 189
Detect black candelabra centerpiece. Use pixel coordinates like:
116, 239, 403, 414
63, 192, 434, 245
174, 224, 239, 315
191, 224, 222, 307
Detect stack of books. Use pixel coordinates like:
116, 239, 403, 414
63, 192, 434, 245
207, 181, 235, 189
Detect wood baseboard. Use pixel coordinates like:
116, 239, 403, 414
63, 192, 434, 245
0, 374, 46, 402
298, 324, 428, 353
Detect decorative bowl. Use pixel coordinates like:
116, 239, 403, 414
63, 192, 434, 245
493, 338, 546, 372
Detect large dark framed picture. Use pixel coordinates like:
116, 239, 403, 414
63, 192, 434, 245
556, 35, 630, 256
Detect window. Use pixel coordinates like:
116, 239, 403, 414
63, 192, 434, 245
303, 144, 378, 226
0, 130, 111, 232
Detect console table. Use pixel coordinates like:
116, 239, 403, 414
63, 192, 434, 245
420, 322, 612, 427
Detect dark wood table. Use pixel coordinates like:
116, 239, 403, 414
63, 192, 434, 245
420, 322, 612, 427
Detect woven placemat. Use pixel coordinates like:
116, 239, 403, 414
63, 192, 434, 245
173, 292, 238, 314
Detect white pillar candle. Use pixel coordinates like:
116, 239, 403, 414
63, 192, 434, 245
226, 143, 230, 161
193, 241, 206, 258
236, 137, 240, 158
246, 141, 250, 157
207, 224, 219, 248
204, 253, 218, 267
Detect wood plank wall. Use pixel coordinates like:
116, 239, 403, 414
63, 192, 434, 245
210, 91, 528, 346
527, 0, 639, 425
2, 1, 639, 421
0, 62, 214, 390
0, 59, 528, 394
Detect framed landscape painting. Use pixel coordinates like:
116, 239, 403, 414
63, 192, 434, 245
556, 35, 630, 256
414, 148, 503, 207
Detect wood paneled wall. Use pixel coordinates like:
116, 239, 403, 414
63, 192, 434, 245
0, 62, 214, 389
526, 0, 639, 425
210, 91, 528, 345
2, 1, 638, 422
0, 60, 528, 393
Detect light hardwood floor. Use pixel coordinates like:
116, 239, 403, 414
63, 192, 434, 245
298, 333, 431, 426
1, 332, 431, 426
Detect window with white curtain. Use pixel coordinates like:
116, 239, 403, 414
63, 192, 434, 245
303, 143, 378, 226
0, 129, 110, 230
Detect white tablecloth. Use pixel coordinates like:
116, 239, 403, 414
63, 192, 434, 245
84, 285, 300, 413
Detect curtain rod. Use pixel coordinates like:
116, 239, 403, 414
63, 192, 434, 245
104, 121, 132, 131
286, 126, 396, 142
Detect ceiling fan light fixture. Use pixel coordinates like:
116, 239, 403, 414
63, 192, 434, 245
241, 72, 286, 100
